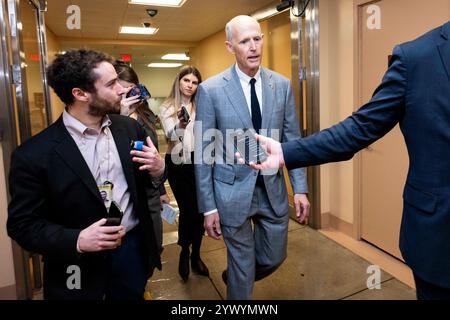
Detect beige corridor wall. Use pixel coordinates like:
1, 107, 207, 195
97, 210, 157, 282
133, 65, 181, 99
0, 144, 16, 298
260, 12, 292, 79
190, 12, 292, 80
189, 29, 234, 80
319, 0, 356, 225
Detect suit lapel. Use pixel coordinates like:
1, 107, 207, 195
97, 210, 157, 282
438, 22, 450, 82
224, 66, 253, 130
109, 120, 139, 207
261, 68, 275, 129
53, 118, 103, 203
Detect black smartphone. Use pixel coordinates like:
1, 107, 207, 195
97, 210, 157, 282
231, 129, 268, 165
179, 106, 190, 123
105, 201, 123, 226
126, 84, 151, 100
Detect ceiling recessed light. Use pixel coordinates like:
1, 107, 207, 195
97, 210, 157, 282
128, 0, 187, 7
148, 62, 183, 68
161, 53, 190, 61
251, 8, 280, 21
120, 26, 158, 34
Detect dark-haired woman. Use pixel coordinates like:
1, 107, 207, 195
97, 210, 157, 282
114, 61, 168, 255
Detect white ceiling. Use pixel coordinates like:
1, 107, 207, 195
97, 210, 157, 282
41, 0, 279, 66
45, 0, 278, 41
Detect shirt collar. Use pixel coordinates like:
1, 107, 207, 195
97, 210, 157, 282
63, 109, 111, 136
235, 64, 261, 84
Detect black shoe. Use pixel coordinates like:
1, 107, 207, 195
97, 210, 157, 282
221, 270, 227, 285
178, 250, 190, 281
191, 257, 210, 277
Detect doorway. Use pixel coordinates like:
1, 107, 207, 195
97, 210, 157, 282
4, 0, 53, 299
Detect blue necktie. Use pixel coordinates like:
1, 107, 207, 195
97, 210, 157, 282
250, 78, 262, 133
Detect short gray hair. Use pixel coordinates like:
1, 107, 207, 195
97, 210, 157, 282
225, 15, 260, 42
225, 21, 233, 42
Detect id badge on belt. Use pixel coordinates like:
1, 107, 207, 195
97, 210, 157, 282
98, 181, 114, 210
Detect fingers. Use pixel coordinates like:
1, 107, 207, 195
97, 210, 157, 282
206, 227, 221, 240
301, 203, 311, 223
122, 95, 141, 104
121, 86, 132, 96
96, 218, 108, 226
294, 199, 301, 220
100, 225, 125, 234
204, 214, 222, 240
255, 133, 267, 146
97, 227, 125, 250
213, 220, 222, 238
97, 239, 122, 250
204, 222, 216, 239
160, 195, 170, 205
97, 230, 125, 241
80, 223, 125, 252
146, 136, 155, 149
132, 155, 160, 168
297, 202, 311, 224
130, 137, 159, 160
131, 150, 158, 161
120, 94, 141, 116
250, 163, 262, 170
255, 133, 270, 156
130, 137, 164, 174
235, 152, 246, 165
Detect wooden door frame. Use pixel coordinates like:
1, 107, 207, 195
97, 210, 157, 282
352, 0, 382, 240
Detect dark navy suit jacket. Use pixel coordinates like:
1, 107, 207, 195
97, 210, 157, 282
283, 21, 450, 288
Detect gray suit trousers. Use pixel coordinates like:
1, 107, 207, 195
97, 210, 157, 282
221, 185, 289, 300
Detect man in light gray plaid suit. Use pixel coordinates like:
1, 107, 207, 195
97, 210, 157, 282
194, 15, 309, 300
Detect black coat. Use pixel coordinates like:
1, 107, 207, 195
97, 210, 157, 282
7, 114, 164, 299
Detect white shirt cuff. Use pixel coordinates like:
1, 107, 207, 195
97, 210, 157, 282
76, 239, 84, 253
203, 209, 218, 216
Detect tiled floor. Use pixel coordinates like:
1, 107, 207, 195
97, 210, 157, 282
147, 218, 417, 300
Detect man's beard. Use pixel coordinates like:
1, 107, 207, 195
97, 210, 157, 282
88, 94, 120, 117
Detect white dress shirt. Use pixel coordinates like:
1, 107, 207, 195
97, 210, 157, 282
63, 110, 138, 232
235, 64, 263, 117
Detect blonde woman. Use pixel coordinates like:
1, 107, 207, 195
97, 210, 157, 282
159, 66, 208, 281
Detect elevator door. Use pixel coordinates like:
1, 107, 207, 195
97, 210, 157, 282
359, 0, 450, 259
7, 0, 52, 299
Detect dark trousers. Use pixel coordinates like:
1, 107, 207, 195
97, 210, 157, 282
43, 226, 149, 300
105, 227, 149, 300
165, 153, 204, 249
414, 273, 450, 300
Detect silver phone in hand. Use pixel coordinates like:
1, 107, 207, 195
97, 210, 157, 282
231, 129, 268, 165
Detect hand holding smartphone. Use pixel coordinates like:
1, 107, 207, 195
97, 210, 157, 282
178, 106, 190, 123
126, 84, 151, 100
231, 129, 268, 165
104, 201, 123, 226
